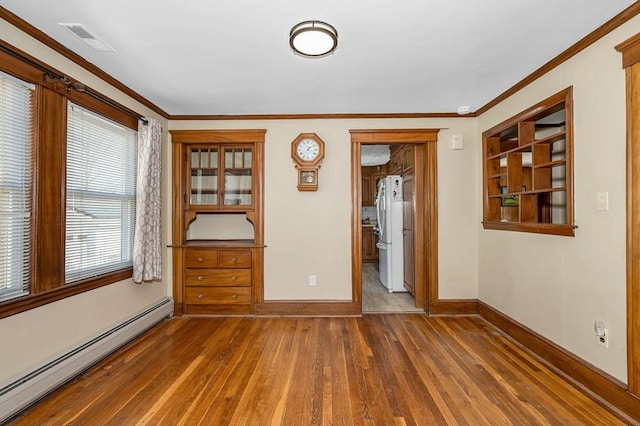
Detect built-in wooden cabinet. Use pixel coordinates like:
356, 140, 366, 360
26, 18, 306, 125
362, 166, 386, 206
362, 226, 377, 261
187, 145, 254, 210
482, 88, 574, 236
362, 169, 373, 206
183, 244, 256, 314
170, 130, 266, 316
388, 145, 414, 175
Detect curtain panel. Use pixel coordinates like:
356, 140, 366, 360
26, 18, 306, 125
133, 118, 162, 283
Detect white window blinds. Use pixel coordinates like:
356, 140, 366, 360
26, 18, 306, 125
0, 71, 34, 302
66, 103, 137, 283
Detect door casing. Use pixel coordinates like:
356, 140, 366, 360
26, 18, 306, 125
350, 129, 439, 312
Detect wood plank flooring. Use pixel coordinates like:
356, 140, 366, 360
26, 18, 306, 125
362, 262, 422, 313
7, 315, 632, 425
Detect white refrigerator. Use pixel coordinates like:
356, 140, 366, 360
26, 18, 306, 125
375, 175, 405, 293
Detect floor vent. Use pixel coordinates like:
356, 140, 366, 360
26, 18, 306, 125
0, 297, 173, 423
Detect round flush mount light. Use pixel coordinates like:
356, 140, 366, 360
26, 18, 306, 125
457, 105, 472, 115
290, 20, 338, 58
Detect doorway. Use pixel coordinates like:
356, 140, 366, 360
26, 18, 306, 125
360, 151, 421, 312
350, 129, 439, 314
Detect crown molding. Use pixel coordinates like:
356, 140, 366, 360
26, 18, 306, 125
2, 2, 639, 121
0, 6, 169, 119
169, 112, 473, 120
474, 1, 640, 116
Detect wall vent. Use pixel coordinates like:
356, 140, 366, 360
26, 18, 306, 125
58, 23, 115, 52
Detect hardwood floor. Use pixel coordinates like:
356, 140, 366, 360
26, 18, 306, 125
362, 262, 422, 313
8, 315, 631, 425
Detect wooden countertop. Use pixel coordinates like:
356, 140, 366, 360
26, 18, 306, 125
169, 239, 266, 248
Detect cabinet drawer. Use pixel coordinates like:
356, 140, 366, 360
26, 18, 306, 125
218, 250, 252, 268
185, 269, 251, 286
185, 249, 218, 268
185, 287, 251, 304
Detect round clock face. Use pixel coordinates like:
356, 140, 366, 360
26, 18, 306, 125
296, 138, 320, 162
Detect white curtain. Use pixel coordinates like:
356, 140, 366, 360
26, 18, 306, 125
133, 118, 162, 283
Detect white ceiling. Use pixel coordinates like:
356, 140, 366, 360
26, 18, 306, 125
0, 1, 635, 116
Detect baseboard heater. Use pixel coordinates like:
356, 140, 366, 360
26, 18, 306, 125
0, 297, 173, 423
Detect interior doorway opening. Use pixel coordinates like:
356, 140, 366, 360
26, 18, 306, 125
360, 145, 422, 313
350, 129, 439, 315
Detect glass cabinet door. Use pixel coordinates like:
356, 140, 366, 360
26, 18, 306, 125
223, 147, 252, 207
189, 147, 218, 206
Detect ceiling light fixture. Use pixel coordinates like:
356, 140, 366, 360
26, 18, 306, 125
289, 20, 338, 58
457, 106, 472, 115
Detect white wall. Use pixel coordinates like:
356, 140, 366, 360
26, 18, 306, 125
476, 16, 640, 383
0, 19, 171, 384
169, 119, 479, 301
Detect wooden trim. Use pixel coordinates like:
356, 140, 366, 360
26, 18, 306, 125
429, 299, 479, 315
350, 129, 439, 314
0, 7, 169, 119
425, 141, 439, 307
482, 222, 576, 236
618, 34, 640, 397
351, 142, 363, 308
616, 32, 640, 68
254, 301, 361, 316
627, 62, 640, 397
350, 129, 441, 143
0, 268, 133, 319
33, 87, 66, 293
169, 129, 267, 143
475, 2, 640, 116
478, 301, 640, 421
170, 112, 469, 121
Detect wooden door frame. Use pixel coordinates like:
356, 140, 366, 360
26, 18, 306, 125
616, 33, 640, 397
350, 129, 439, 312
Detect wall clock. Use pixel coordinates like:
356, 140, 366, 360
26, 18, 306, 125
291, 133, 325, 191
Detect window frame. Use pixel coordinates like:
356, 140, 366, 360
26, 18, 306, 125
0, 42, 139, 318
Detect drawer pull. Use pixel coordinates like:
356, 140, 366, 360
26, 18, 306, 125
197, 294, 204, 299
231, 256, 238, 262
231, 293, 238, 299
197, 275, 204, 281
197, 257, 204, 263
231, 275, 237, 281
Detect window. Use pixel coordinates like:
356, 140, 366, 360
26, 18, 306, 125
0, 43, 142, 317
482, 87, 574, 236
0, 71, 34, 302
66, 103, 137, 283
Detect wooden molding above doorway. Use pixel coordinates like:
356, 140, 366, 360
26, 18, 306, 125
350, 129, 439, 313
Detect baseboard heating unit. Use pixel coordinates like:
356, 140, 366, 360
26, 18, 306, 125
0, 297, 173, 423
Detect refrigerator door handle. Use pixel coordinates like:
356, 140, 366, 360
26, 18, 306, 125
375, 182, 386, 237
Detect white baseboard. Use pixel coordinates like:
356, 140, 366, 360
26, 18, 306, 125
0, 297, 173, 423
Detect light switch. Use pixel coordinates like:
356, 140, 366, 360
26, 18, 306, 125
596, 192, 609, 211
451, 134, 464, 150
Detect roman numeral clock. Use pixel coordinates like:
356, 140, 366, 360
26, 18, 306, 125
291, 133, 325, 191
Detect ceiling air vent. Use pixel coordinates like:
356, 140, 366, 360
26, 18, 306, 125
58, 23, 115, 52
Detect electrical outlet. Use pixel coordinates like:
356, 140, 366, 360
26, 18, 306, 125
598, 328, 609, 348
309, 275, 316, 286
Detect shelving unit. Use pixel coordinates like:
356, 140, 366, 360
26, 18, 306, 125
482, 87, 574, 236
170, 129, 266, 316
